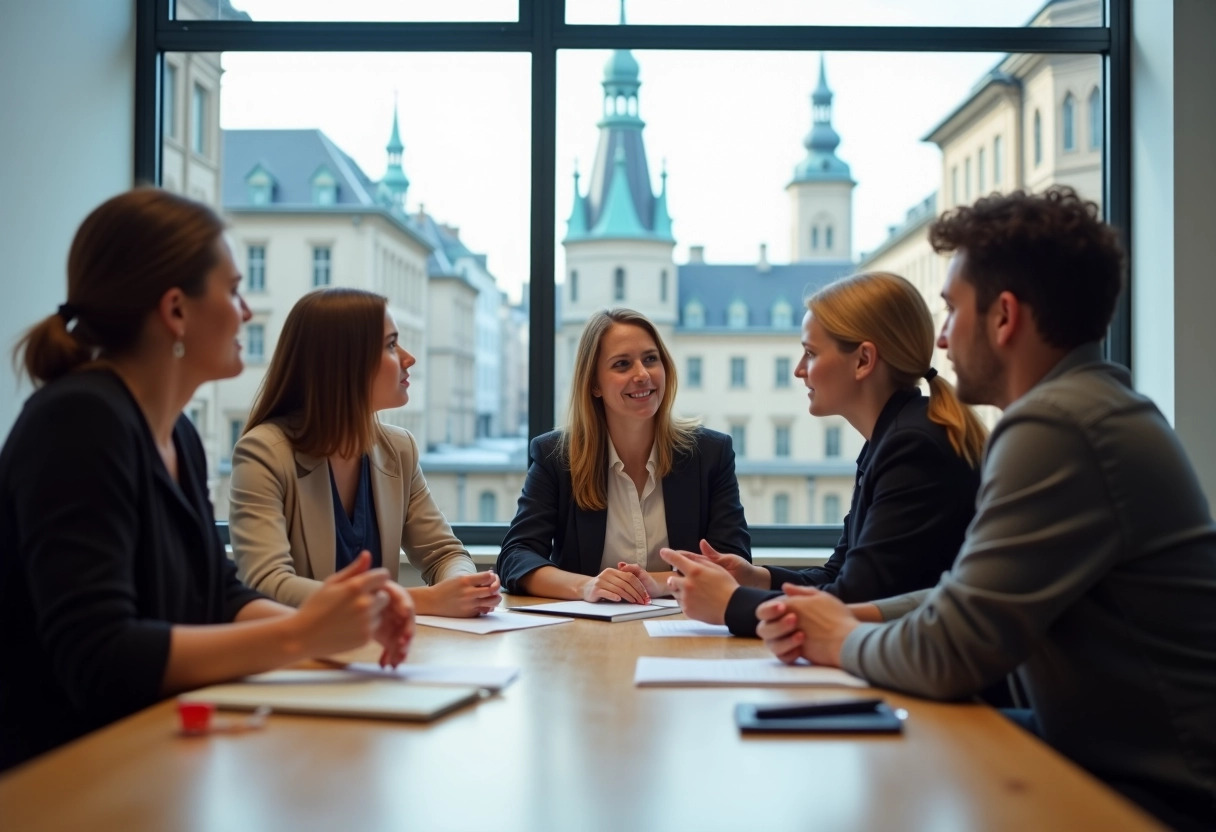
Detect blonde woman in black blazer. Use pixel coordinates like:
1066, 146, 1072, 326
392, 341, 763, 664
497, 308, 751, 603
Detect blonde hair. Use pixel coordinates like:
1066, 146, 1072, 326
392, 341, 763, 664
563, 309, 698, 511
807, 272, 988, 467
244, 288, 389, 459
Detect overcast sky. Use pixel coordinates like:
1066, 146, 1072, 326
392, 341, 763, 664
216, 0, 1052, 300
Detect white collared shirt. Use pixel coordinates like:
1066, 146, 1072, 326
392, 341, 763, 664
600, 439, 670, 573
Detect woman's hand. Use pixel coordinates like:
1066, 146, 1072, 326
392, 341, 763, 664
617, 562, 668, 600
374, 582, 415, 668
412, 571, 503, 618
291, 551, 391, 658
582, 567, 650, 604
692, 539, 770, 589
756, 584, 858, 666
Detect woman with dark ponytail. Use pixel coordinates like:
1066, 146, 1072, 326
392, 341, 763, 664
665, 271, 987, 636
0, 188, 414, 772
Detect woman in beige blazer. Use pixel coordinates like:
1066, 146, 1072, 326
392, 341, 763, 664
229, 288, 501, 617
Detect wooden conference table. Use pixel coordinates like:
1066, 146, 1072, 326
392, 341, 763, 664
0, 599, 1162, 832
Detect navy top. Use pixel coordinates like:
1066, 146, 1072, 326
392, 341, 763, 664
0, 370, 263, 771
329, 455, 381, 570
725, 388, 980, 636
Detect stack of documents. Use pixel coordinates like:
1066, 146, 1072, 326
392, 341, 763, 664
633, 657, 867, 688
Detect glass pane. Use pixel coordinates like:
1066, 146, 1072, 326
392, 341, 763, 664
567, 0, 1101, 27
163, 51, 531, 524
555, 45, 1103, 525
174, 0, 518, 23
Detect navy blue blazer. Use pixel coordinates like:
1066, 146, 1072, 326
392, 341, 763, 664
496, 427, 751, 593
725, 388, 980, 635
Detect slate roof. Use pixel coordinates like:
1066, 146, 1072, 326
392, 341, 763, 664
222, 129, 380, 208
677, 261, 854, 330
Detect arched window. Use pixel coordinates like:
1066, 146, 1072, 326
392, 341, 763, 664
478, 491, 496, 522
993, 135, 1003, 184
811, 226, 819, 250
1062, 94, 1076, 151
1089, 87, 1102, 150
569, 270, 578, 302
1033, 109, 1043, 166
771, 298, 792, 329
728, 299, 748, 328
978, 147, 986, 194
660, 269, 668, 302
684, 299, 705, 328
825, 225, 834, 250
613, 267, 625, 301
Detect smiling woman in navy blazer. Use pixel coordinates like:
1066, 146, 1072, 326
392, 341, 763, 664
497, 309, 751, 603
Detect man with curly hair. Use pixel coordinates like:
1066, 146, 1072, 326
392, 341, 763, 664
753, 187, 1216, 830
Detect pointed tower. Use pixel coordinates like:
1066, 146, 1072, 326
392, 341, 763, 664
557, 0, 677, 424
787, 54, 855, 262
378, 95, 410, 213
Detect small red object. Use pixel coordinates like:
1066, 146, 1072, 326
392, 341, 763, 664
178, 701, 215, 735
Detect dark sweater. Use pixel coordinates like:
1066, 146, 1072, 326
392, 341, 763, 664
0, 370, 262, 771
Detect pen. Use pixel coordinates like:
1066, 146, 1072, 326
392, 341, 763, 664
753, 697, 884, 719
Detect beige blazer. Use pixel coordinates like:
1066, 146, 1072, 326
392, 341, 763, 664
229, 420, 476, 607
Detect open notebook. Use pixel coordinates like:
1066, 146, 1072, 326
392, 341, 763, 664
179, 671, 484, 722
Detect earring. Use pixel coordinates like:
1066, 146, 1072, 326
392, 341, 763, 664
173, 340, 185, 359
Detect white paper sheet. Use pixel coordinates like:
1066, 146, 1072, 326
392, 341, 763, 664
242, 665, 520, 692
415, 610, 573, 634
344, 662, 520, 691
643, 619, 732, 638
633, 657, 867, 688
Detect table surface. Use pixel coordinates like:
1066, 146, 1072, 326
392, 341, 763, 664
0, 599, 1163, 832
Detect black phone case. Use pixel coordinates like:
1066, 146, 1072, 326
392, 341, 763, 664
735, 702, 904, 734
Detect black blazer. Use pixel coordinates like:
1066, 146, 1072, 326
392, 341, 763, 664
497, 427, 751, 593
0, 370, 263, 771
725, 388, 980, 635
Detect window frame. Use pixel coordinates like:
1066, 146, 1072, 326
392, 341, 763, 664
136, 0, 1130, 549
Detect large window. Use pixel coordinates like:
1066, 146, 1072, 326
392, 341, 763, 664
143, 0, 1125, 544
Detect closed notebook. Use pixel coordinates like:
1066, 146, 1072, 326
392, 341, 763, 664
179, 674, 483, 722
510, 599, 681, 622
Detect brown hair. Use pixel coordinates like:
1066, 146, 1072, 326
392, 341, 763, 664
808, 272, 988, 468
244, 288, 389, 458
563, 308, 698, 511
928, 186, 1125, 349
14, 188, 224, 385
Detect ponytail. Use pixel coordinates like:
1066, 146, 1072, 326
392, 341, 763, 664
14, 313, 95, 386
924, 373, 988, 468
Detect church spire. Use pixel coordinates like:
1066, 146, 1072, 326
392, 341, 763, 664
791, 53, 852, 184
379, 93, 410, 212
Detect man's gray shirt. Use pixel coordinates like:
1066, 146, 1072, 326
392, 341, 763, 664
840, 343, 1216, 823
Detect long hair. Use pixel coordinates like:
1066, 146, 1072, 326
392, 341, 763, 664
244, 288, 389, 459
14, 188, 223, 385
563, 308, 698, 511
808, 272, 988, 467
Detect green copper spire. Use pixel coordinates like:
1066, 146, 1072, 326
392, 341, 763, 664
380, 95, 409, 210
792, 54, 853, 184
564, 163, 588, 240
652, 161, 673, 241
588, 147, 648, 238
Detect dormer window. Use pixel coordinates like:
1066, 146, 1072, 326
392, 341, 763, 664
312, 166, 337, 205
771, 298, 793, 329
728, 299, 748, 329
684, 299, 705, 328
245, 164, 276, 205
